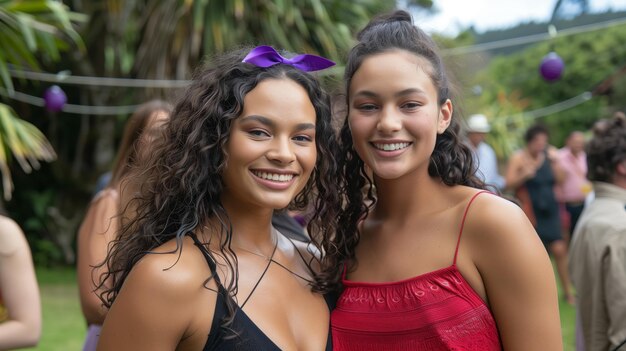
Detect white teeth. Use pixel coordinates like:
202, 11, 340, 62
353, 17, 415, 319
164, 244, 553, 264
252, 171, 294, 182
373, 142, 410, 151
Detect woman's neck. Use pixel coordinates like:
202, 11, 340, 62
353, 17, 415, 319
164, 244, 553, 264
217, 198, 276, 249
372, 170, 448, 221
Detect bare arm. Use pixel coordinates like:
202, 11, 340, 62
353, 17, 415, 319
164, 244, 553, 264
76, 190, 119, 325
97, 238, 217, 351
0, 217, 41, 350
505, 152, 535, 191
547, 146, 566, 184
469, 197, 562, 350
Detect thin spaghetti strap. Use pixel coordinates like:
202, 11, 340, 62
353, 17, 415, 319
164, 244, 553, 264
284, 237, 316, 274
188, 233, 219, 276
285, 237, 309, 263
453, 190, 491, 266
240, 238, 278, 309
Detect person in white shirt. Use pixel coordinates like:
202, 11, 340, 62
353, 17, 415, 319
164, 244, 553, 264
465, 114, 506, 192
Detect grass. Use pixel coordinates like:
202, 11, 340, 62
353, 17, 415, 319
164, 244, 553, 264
560, 298, 576, 351
24, 266, 576, 350
23, 267, 85, 351
557, 264, 577, 351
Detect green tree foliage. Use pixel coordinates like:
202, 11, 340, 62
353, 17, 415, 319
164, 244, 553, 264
78, 0, 397, 81
0, 1, 84, 200
469, 23, 626, 158
7, 0, 424, 265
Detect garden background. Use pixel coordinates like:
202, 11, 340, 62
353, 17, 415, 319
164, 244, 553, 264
2, 1, 626, 350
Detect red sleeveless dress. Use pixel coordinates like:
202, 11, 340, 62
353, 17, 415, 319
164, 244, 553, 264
331, 191, 502, 350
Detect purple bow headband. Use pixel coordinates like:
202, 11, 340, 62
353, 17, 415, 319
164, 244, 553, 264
242, 45, 335, 72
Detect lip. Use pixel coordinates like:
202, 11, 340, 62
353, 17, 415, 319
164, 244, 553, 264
369, 140, 413, 157
249, 168, 298, 191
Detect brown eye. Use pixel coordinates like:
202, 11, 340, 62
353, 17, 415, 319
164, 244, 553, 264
249, 130, 270, 137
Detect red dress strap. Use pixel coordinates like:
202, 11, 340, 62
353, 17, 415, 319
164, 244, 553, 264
453, 190, 492, 266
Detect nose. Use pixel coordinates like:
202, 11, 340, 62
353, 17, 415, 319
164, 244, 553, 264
376, 105, 402, 134
266, 136, 296, 164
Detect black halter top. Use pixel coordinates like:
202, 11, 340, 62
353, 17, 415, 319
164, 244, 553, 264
189, 233, 332, 350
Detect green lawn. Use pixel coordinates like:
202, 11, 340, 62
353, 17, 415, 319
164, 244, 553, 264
557, 268, 577, 351
24, 268, 85, 351
560, 292, 576, 351
25, 267, 576, 350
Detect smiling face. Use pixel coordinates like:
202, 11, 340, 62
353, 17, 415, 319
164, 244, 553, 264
221, 78, 317, 211
348, 50, 452, 180
566, 131, 585, 154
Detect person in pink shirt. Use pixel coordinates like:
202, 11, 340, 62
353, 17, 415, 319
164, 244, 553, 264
557, 131, 591, 238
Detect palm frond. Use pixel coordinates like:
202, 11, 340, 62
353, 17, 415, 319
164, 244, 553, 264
0, 0, 84, 200
0, 104, 57, 200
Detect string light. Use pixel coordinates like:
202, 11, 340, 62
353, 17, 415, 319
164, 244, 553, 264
1, 16, 624, 115
494, 91, 593, 125
7, 68, 191, 88
0, 88, 141, 115
441, 16, 626, 56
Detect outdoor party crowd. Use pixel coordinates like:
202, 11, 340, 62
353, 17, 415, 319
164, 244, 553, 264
1, 9, 625, 351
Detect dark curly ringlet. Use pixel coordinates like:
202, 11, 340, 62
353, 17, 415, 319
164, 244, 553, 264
586, 112, 626, 183
319, 10, 485, 292
98, 47, 340, 335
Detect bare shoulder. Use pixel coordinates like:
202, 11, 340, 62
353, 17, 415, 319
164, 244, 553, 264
509, 149, 525, 160
126, 236, 217, 298
506, 150, 525, 166
462, 191, 534, 242
100, 235, 217, 350
460, 189, 550, 277
457, 191, 561, 349
0, 215, 27, 255
87, 189, 119, 215
92, 188, 119, 203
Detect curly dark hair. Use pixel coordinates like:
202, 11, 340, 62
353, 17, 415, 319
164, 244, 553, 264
98, 47, 340, 334
586, 112, 626, 183
523, 123, 549, 144
317, 10, 485, 292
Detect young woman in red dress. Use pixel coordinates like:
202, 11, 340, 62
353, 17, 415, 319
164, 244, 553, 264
323, 11, 563, 351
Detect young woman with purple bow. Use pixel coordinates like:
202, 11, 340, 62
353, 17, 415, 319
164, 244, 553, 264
96, 46, 339, 351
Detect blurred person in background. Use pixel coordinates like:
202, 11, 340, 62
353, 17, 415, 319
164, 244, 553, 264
506, 123, 574, 305
465, 113, 506, 192
569, 112, 626, 351
0, 214, 41, 350
76, 100, 172, 351
556, 131, 591, 240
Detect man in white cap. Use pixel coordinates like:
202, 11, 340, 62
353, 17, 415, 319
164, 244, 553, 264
466, 114, 506, 191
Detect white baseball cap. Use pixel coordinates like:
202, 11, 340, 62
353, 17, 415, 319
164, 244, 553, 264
466, 114, 491, 133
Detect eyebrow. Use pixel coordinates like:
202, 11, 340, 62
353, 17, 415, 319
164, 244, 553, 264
239, 115, 316, 131
353, 88, 428, 98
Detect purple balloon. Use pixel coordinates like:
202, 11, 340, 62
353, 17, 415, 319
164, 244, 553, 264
539, 52, 564, 82
43, 85, 67, 112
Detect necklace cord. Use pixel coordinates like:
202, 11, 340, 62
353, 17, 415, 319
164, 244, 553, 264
239, 238, 278, 309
